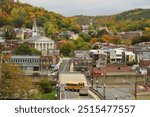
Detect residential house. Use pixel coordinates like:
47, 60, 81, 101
105, 48, 124, 64
91, 64, 136, 77
89, 50, 107, 67
81, 25, 89, 34
122, 31, 143, 40
72, 58, 92, 71
124, 51, 136, 63
73, 50, 92, 71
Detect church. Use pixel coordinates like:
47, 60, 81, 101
20, 18, 55, 51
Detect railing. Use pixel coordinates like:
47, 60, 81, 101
89, 87, 104, 100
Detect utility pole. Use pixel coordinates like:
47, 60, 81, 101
103, 84, 106, 100
91, 65, 93, 88
135, 83, 137, 100
0, 52, 3, 90
0, 53, 3, 79
91, 58, 94, 88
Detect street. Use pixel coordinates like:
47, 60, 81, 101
59, 58, 93, 100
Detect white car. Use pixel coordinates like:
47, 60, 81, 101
79, 87, 88, 96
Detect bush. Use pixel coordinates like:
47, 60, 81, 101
126, 61, 137, 66
39, 79, 53, 93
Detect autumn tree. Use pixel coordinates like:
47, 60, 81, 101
145, 27, 150, 36
102, 35, 112, 43
90, 38, 97, 45
60, 41, 76, 56
125, 38, 132, 46
0, 62, 33, 99
110, 35, 122, 45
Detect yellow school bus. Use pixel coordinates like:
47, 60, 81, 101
64, 82, 84, 91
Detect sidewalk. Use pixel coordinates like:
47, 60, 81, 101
88, 89, 101, 100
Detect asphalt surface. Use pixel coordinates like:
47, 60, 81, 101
59, 58, 93, 100
92, 84, 136, 100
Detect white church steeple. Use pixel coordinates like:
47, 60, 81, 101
32, 18, 38, 37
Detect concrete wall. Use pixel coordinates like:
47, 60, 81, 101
91, 75, 146, 85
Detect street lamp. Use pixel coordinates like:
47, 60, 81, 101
103, 84, 106, 100
91, 79, 93, 88
96, 80, 98, 91
123, 80, 137, 100
115, 95, 118, 100
134, 82, 137, 100
55, 94, 57, 100
56, 80, 60, 100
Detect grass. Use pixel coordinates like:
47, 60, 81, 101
32, 90, 57, 100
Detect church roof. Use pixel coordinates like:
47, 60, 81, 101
20, 36, 54, 43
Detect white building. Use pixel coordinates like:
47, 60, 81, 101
105, 48, 124, 64
125, 51, 136, 62
20, 36, 55, 51
32, 18, 38, 37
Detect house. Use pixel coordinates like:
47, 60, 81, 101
97, 27, 109, 32
73, 50, 92, 71
104, 48, 124, 64
69, 34, 79, 40
138, 67, 147, 75
15, 28, 25, 40
122, 31, 143, 40
0, 29, 5, 43
40, 55, 59, 71
91, 64, 136, 77
81, 25, 89, 34
72, 58, 92, 71
59, 31, 73, 39
89, 49, 107, 67
124, 51, 136, 63
97, 27, 114, 36
74, 50, 90, 58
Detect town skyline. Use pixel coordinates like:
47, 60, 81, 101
20, 0, 150, 16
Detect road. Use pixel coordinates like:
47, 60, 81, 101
59, 58, 93, 100
93, 85, 134, 100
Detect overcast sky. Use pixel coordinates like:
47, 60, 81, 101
20, 0, 150, 16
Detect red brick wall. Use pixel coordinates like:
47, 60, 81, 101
139, 60, 150, 67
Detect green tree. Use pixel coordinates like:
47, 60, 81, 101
44, 22, 58, 36
18, 7, 27, 17
3, 26, 16, 40
14, 44, 41, 55
39, 79, 53, 93
60, 41, 76, 56
11, 7, 18, 17
0, 62, 33, 99
14, 44, 32, 55
12, 17, 25, 28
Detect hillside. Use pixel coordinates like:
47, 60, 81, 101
0, 0, 80, 36
72, 8, 150, 32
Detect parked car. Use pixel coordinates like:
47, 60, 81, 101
79, 87, 88, 96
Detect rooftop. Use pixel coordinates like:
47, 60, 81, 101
91, 64, 135, 76
20, 36, 54, 43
